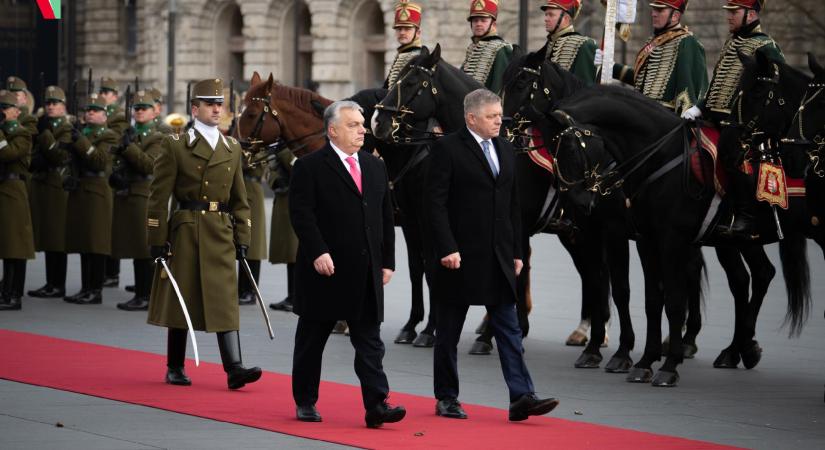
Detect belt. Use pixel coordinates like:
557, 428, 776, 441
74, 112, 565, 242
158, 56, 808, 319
80, 170, 106, 178
0, 173, 24, 182
244, 175, 262, 183
179, 200, 230, 213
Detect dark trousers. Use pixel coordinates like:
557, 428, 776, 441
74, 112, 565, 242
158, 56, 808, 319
80, 253, 106, 291
106, 256, 120, 278
292, 316, 390, 410
434, 300, 535, 402
237, 259, 261, 297
45, 251, 67, 290
133, 258, 153, 297
2, 259, 27, 298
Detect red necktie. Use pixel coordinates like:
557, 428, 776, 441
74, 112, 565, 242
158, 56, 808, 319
346, 156, 362, 193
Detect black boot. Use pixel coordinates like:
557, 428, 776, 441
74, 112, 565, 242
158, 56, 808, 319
217, 330, 262, 390
715, 171, 758, 239
74, 289, 102, 305
1, 259, 23, 311
28, 284, 65, 298
117, 296, 149, 311
166, 328, 191, 385
66, 254, 92, 303
103, 256, 120, 287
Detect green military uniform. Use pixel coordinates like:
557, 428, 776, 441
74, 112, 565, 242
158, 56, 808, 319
612, 25, 708, 115
268, 148, 298, 265
100, 78, 128, 135
541, 1, 597, 85
148, 87, 174, 134
6, 77, 38, 136
461, 0, 513, 94
0, 90, 35, 310
237, 153, 267, 305
27, 86, 73, 298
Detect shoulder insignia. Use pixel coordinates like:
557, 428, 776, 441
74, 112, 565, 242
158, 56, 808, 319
169, 133, 180, 141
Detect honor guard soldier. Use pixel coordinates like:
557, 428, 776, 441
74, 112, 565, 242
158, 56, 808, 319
6, 76, 38, 135
99, 77, 127, 286
112, 91, 164, 311
146, 78, 262, 389
27, 86, 72, 299
461, 0, 515, 94
62, 93, 117, 305
541, 0, 598, 85
267, 147, 300, 312
385, 1, 424, 88
0, 90, 35, 311
688, 0, 783, 237
600, 0, 708, 116
147, 87, 175, 134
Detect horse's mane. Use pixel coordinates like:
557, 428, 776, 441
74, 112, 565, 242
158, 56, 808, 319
503, 51, 585, 100
400, 50, 482, 93
559, 84, 681, 131
269, 82, 333, 115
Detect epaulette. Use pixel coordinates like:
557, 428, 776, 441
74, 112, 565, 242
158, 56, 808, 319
169, 133, 180, 141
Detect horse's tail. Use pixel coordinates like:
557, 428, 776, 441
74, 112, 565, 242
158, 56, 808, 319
778, 231, 811, 336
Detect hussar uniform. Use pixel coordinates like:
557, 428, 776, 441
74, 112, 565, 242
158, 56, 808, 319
461, 0, 514, 94
146, 78, 261, 389
27, 86, 72, 298
384, 1, 424, 88
541, 0, 598, 85
611, 0, 708, 115
111, 92, 165, 311
63, 94, 117, 305
0, 90, 35, 311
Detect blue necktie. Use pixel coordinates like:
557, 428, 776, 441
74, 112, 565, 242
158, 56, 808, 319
481, 140, 498, 177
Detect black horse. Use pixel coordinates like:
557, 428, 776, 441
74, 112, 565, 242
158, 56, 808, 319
547, 83, 810, 387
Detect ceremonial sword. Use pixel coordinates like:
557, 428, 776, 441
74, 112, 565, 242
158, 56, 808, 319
156, 257, 200, 366
240, 257, 275, 340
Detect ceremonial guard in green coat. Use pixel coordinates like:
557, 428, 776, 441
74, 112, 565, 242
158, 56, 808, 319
98, 77, 126, 287
384, 1, 424, 88
267, 146, 299, 312
147, 87, 175, 135
62, 94, 117, 305
686, 0, 783, 238
237, 150, 267, 305
112, 91, 164, 311
146, 78, 262, 389
27, 86, 72, 299
461, 0, 514, 95
0, 90, 35, 311
602, 0, 708, 115
541, 0, 597, 85
6, 76, 38, 136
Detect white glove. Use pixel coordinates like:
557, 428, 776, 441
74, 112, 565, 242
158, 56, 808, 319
681, 105, 702, 120
594, 48, 603, 66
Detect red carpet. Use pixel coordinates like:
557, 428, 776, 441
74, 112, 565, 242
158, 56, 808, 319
0, 330, 743, 450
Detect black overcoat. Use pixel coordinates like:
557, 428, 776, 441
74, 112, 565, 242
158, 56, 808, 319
426, 127, 522, 306
289, 144, 395, 322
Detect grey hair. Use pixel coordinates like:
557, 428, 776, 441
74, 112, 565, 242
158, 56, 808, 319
324, 100, 364, 136
463, 89, 501, 115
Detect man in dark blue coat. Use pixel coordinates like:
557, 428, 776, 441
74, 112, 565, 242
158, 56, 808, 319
289, 100, 405, 428
427, 88, 559, 421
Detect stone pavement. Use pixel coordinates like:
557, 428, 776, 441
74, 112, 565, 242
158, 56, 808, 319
2, 212, 824, 449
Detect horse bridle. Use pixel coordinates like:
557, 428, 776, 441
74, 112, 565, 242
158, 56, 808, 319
783, 80, 825, 178
501, 66, 555, 152
722, 63, 788, 152
374, 64, 443, 144
248, 91, 325, 153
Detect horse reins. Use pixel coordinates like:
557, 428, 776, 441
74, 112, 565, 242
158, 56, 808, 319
783, 80, 825, 178
374, 64, 444, 144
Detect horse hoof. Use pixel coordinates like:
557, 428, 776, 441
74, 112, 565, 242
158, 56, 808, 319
740, 341, 762, 369
331, 321, 348, 335
574, 352, 602, 369
713, 347, 741, 369
626, 367, 653, 383
394, 329, 417, 345
412, 332, 435, 348
605, 354, 633, 373
651, 370, 680, 387
468, 341, 493, 355
683, 343, 698, 359
565, 329, 588, 346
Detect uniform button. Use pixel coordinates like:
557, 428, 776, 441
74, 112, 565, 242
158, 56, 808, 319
204, 181, 209, 186
197, 165, 202, 170
201, 210, 205, 215
203, 195, 208, 200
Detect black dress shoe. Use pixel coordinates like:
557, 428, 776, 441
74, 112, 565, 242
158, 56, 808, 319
0, 296, 22, 311
28, 284, 65, 298
435, 398, 467, 419
125, 285, 135, 293
227, 366, 262, 390
508, 393, 559, 421
117, 296, 149, 311
102, 276, 119, 288
74, 290, 102, 305
165, 367, 191, 386
238, 292, 256, 305
269, 297, 294, 312
296, 404, 322, 422
365, 402, 406, 428
64, 290, 89, 303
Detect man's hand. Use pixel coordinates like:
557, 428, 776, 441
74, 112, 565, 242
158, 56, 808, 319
594, 48, 603, 66
515, 259, 523, 277
441, 252, 461, 270
314, 253, 334, 276
235, 244, 248, 261
151, 244, 169, 260
382, 268, 394, 285
681, 105, 702, 121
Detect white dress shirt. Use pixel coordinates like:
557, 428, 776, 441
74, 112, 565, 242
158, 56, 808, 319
466, 127, 500, 174
330, 141, 361, 173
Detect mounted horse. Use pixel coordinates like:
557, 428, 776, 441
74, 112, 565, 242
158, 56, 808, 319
547, 76, 811, 386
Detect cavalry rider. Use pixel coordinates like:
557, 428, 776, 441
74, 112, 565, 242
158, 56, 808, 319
385, 1, 424, 88
685, 0, 783, 238
541, 0, 597, 85
600, 0, 708, 116
461, 0, 515, 95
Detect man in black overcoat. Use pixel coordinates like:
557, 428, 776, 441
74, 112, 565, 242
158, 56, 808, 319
289, 100, 405, 428
427, 88, 559, 421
